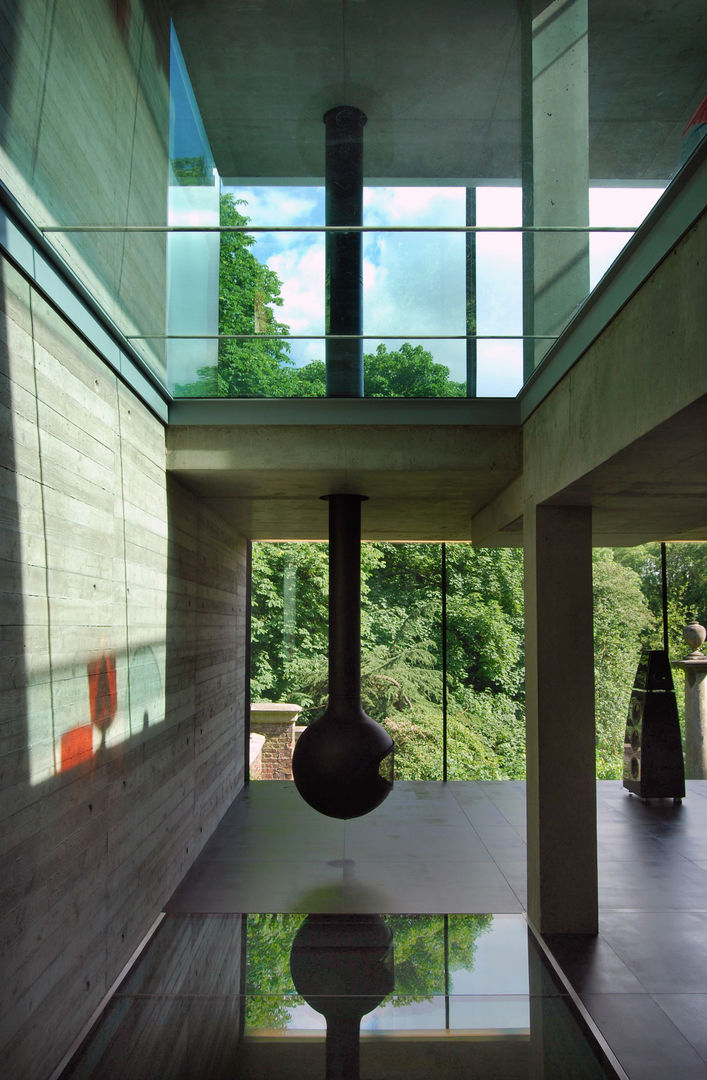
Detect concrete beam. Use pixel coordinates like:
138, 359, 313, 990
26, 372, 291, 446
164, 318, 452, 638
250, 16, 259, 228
167, 422, 522, 540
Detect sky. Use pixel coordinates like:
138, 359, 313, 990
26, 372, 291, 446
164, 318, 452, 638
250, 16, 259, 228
224, 183, 663, 397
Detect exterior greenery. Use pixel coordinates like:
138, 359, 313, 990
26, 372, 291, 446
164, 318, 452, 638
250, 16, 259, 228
174, 193, 466, 398
180, 198, 706, 780
252, 541, 705, 781
245, 913, 493, 1031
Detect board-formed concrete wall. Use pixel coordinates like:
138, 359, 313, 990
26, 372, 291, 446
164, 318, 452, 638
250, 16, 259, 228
0, 0, 170, 379
0, 253, 247, 1078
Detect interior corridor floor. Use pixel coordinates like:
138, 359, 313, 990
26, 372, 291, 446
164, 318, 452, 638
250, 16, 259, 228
166, 779, 707, 1080
60, 780, 707, 1080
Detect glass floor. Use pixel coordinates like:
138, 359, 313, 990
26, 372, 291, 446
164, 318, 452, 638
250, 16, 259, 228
61, 912, 621, 1079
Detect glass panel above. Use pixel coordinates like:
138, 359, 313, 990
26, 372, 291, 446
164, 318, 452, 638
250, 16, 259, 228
1, 4, 695, 404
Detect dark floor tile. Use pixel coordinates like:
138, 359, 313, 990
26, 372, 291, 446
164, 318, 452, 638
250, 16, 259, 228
599, 911, 707, 993
343, 823, 493, 863
583, 993, 707, 1080
542, 932, 644, 995
166, 859, 348, 914
653, 994, 707, 1061
340, 859, 524, 913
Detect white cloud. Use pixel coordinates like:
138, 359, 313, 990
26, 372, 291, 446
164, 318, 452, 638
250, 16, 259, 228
588, 187, 664, 287
226, 185, 322, 226
216, 182, 664, 391
476, 340, 523, 397
363, 186, 465, 226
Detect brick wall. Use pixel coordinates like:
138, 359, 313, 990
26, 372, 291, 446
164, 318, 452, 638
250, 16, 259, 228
249, 721, 296, 780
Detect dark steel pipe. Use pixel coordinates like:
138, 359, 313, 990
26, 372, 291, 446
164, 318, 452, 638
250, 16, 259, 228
324, 106, 366, 397
328, 493, 364, 707
442, 542, 448, 782
661, 541, 669, 655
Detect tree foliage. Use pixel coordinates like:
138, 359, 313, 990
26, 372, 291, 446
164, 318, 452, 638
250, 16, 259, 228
176, 193, 294, 397
592, 550, 656, 778
175, 195, 466, 398
244, 913, 492, 1030
250, 540, 704, 781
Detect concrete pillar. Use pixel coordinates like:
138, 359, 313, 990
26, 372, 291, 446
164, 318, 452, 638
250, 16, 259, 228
524, 503, 598, 934
673, 621, 707, 779
523, 0, 590, 377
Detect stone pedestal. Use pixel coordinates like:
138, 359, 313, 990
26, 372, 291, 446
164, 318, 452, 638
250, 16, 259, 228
249, 733, 266, 780
673, 623, 707, 779
250, 703, 303, 780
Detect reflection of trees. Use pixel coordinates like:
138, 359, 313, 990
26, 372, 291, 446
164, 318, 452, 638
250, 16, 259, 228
244, 913, 492, 1031
386, 915, 492, 1003
245, 913, 306, 1029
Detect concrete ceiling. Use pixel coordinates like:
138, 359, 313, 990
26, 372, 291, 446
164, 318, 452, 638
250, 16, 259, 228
171, 0, 707, 183
165, 2, 706, 546
545, 395, 707, 547
167, 394, 707, 545
167, 418, 523, 540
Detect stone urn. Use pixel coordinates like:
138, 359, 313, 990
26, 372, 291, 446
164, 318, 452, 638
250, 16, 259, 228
683, 620, 707, 658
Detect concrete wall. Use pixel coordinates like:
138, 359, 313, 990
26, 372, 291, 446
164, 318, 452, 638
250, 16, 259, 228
522, 210, 707, 509
473, 206, 707, 544
0, 253, 247, 1079
0, 0, 170, 379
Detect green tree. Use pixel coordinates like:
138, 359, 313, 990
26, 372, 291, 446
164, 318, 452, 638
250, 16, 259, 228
250, 541, 672, 782
291, 344, 465, 397
615, 542, 707, 646
592, 550, 656, 778
291, 357, 326, 396
176, 205, 468, 400
250, 542, 330, 707
363, 342, 465, 397
175, 192, 294, 397
245, 913, 306, 1030
244, 913, 492, 1030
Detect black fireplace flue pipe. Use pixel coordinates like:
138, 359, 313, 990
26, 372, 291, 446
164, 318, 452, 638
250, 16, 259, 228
324, 106, 366, 397
291, 109, 394, 819
328, 492, 364, 710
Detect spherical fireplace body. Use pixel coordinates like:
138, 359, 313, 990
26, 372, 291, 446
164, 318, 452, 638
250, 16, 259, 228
292, 494, 394, 819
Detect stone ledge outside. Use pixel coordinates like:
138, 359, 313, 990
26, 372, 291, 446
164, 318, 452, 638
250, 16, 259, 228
250, 703, 302, 724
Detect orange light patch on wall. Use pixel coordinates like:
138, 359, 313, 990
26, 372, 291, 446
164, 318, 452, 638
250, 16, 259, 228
88, 653, 118, 732
60, 725, 94, 771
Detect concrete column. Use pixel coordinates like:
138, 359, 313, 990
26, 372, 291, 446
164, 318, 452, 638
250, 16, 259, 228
524, 503, 598, 934
523, 0, 590, 377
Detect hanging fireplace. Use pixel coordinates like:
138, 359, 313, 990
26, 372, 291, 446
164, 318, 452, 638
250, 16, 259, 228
292, 106, 394, 818
292, 494, 394, 818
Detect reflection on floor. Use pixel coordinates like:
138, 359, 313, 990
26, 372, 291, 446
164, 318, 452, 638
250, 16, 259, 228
60, 781, 707, 1080
62, 913, 617, 1079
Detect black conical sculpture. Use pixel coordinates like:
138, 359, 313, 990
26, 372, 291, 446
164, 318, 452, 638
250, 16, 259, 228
290, 914, 394, 1080
292, 494, 394, 818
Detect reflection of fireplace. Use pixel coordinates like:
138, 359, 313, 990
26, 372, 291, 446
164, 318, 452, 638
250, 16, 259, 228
292, 494, 394, 818
290, 914, 394, 1080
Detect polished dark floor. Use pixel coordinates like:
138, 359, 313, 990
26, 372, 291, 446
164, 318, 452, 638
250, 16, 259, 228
63, 910, 618, 1079
63, 780, 707, 1080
